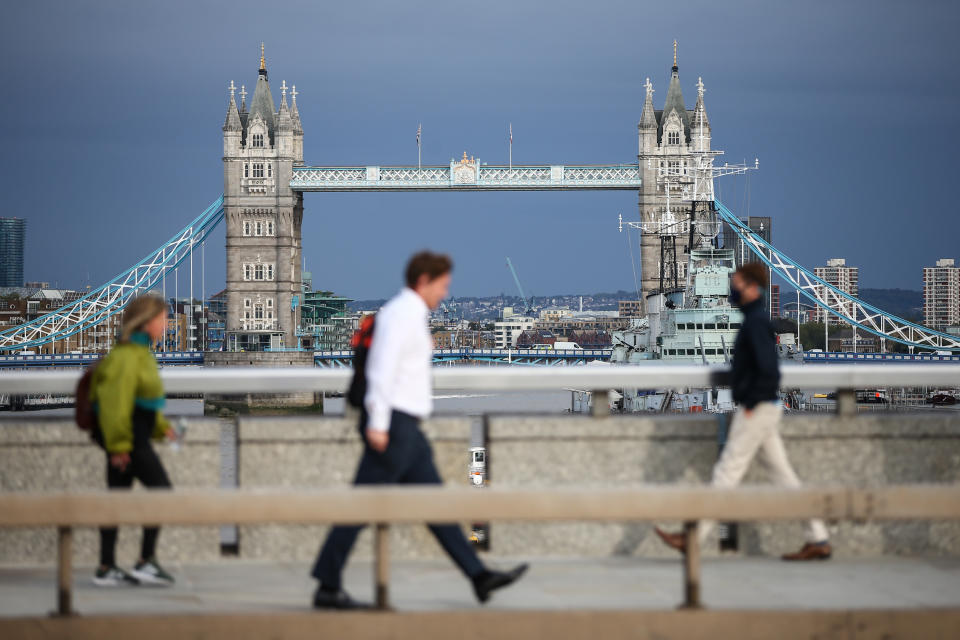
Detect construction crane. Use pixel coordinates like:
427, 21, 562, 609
505, 257, 533, 315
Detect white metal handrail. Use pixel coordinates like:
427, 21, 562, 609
1, 364, 958, 396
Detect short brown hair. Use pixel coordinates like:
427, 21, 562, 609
735, 262, 769, 289
405, 251, 453, 288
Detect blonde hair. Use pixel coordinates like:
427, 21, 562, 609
120, 294, 167, 343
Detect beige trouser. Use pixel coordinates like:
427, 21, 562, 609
697, 401, 829, 545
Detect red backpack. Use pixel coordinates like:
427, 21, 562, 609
347, 314, 376, 409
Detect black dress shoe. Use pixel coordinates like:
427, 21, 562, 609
472, 564, 529, 604
312, 586, 373, 610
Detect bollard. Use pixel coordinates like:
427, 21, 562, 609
592, 390, 610, 418
56, 526, 73, 616
374, 523, 390, 610
681, 521, 702, 609
836, 388, 856, 416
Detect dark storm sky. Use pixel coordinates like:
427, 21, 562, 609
2, 0, 958, 300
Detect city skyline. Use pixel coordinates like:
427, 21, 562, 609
2, 1, 959, 300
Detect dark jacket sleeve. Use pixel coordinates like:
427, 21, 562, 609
749, 322, 780, 392
743, 318, 779, 409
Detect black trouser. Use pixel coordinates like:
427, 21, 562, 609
98, 408, 172, 567
311, 410, 484, 589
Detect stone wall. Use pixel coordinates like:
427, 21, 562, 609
2, 412, 958, 566
0, 418, 222, 566
0, 415, 472, 566
236, 416, 472, 563
486, 412, 960, 558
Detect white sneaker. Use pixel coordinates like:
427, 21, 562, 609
92, 566, 139, 587
130, 558, 175, 586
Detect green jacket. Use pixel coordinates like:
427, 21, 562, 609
89, 332, 170, 453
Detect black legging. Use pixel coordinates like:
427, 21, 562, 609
98, 408, 172, 567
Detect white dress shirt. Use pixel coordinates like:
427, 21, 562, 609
364, 287, 433, 431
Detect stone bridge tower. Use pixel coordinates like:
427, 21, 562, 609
222, 45, 304, 351
637, 42, 712, 309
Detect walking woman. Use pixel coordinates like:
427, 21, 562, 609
90, 294, 177, 586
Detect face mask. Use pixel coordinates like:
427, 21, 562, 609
728, 287, 742, 307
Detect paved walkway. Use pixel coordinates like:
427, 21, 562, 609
2, 556, 959, 616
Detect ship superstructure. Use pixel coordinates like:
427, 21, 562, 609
613, 247, 741, 364
611, 247, 742, 412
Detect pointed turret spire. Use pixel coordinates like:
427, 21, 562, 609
691, 76, 711, 150
659, 41, 690, 143
692, 77, 710, 126
247, 45, 277, 143
239, 84, 247, 112
290, 84, 303, 134
639, 77, 656, 129
223, 80, 242, 131
278, 80, 292, 132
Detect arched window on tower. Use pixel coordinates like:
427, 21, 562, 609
253, 163, 264, 178
667, 130, 680, 145
267, 163, 272, 178
244, 164, 249, 178
252, 133, 264, 148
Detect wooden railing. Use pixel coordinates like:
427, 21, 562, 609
2, 484, 958, 617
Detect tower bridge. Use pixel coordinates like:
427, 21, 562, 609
2, 45, 960, 355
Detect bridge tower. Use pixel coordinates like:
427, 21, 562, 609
637, 42, 713, 310
222, 45, 304, 351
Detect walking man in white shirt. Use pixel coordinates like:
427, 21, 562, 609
312, 251, 528, 609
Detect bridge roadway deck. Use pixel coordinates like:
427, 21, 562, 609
2, 556, 959, 617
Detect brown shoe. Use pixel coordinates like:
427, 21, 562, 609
654, 527, 687, 554
782, 542, 832, 561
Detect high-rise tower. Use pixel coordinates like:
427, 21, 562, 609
637, 43, 714, 309
222, 45, 305, 350
923, 259, 960, 331
0, 218, 25, 287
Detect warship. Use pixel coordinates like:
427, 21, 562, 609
606, 227, 802, 414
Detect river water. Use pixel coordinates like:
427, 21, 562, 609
0, 389, 576, 419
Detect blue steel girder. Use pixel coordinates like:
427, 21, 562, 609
290, 164, 641, 191
716, 200, 960, 352
0, 197, 225, 351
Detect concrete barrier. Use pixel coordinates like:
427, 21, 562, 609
3, 412, 959, 565
486, 412, 960, 557
0, 418, 222, 566
235, 415, 473, 562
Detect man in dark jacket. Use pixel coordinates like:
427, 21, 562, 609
655, 263, 832, 561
